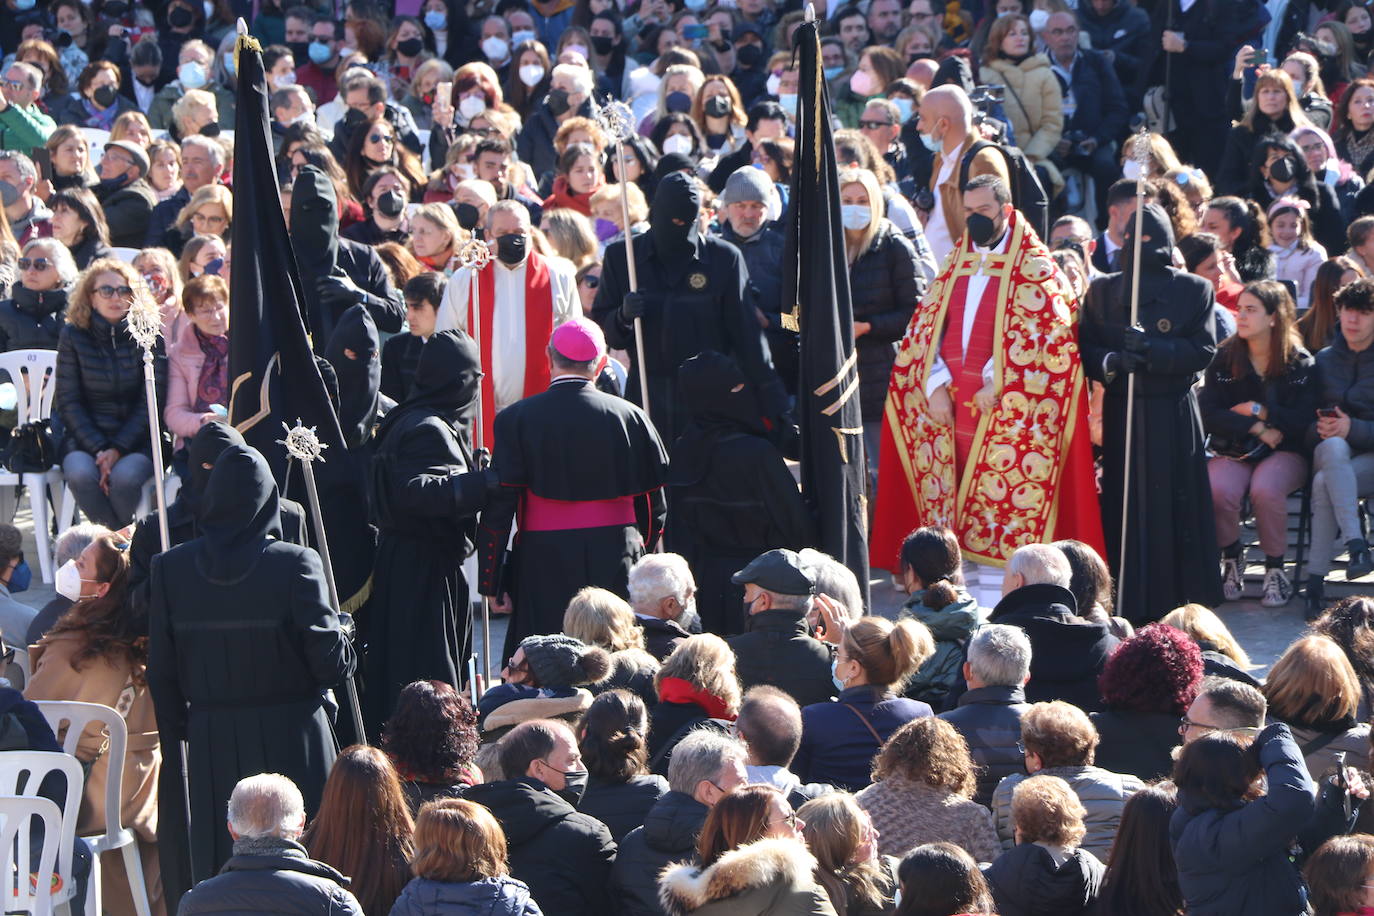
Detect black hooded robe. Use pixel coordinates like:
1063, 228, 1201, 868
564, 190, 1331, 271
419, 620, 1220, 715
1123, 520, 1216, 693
1080, 204, 1224, 623
364, 330, 492, 734
146, 444, 355, 888
590, 172, 789, 445
479, 376, 670, 664
666, 352, 814, 636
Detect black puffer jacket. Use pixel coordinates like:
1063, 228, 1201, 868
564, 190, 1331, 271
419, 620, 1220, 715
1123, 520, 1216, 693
610, 790, 710, 916
463, 777, 617, 916
55, 312, 163, 457
849, 221, 924, 420
983, 843, 1104, 916
0, 286, 68, 352
177, 840, 365, 915
1311, 332, 1374, 451
581, 772, 669, 842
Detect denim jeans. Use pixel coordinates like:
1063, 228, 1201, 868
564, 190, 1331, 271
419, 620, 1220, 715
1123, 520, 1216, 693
1308, 437, 1374, 576
62, 451, 154, 529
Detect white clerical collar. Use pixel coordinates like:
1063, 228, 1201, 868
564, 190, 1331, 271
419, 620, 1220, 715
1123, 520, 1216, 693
551, 374, 591, 383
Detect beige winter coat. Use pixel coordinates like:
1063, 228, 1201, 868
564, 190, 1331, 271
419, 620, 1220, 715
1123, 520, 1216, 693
658, 837, 838, 916
982, 54, 1065, 189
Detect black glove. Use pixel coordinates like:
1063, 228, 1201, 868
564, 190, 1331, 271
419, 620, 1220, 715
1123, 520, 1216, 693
775, 416, 801, 461
621, 291, 647, 322
1122, 324, 1150, 354
474, 446, 491, 470
1104, 351, 1145, 382
1120, 350, 1147, 373
316, 273, 366, 310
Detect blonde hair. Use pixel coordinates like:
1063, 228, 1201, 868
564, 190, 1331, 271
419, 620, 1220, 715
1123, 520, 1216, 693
1265, 635, 1361, 728
171, 88, 217, 137
837, 167, 885, 265
1020, 701, 1098, 767
110, 110, 152, 146
1160, 604, 1251, 669
655, 634, 742, 716
410, 202, 464, 259
66, 259, 153, 330
541, 208, 597, 268
1012, 775, 1087, 847
842, 616, 934, 690
563, 587, 645, 653
799, 793, 887, 916
173, 183, 234, 234
590, 183, 648, 224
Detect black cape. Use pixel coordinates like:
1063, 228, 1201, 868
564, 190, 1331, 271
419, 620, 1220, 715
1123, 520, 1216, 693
478, 376, 669, 662
365, 330, 490, 732
323, 304, 383, 451
1079, 204, 1223, 622
666, 351, 813, 635
147, 444, 354, 890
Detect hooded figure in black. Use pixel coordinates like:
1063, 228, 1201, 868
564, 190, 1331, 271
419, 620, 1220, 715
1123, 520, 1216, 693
477, 319, 670, 663
365, 329, 496, 734
1080, 203, 1223, 622
126, 421, 307, 633
666, 351, 813, 635
323, 304, 384, 451
290, 165, 405, 352
590, 170, 789, 444
147, 443, 354, 893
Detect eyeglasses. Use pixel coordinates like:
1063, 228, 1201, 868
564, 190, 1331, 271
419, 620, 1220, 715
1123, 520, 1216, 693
2, 79, 26, 92
93, 284, 135, 300
768, 812, 802, 830
580, 274, 600, 288
192, 211, 227, 226
103, 152, 134, 168
1046, 25, 1078, 35
17, 258, 51, 272
1179, 715, 1223, 734
504, 656, 528, 672
369, 132, 394, 145
1015, 740, 1027, 755
858, 119, 893, 129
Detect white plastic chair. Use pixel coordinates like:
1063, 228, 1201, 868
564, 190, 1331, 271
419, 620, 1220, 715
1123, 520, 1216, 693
108, 248, 140, 265
0, 752, 89, 915
35, 702, 151, 916
416, 128, 431, 170
0, 794, 62, 915
77, 128, 111, 166
0, 351, 63, 583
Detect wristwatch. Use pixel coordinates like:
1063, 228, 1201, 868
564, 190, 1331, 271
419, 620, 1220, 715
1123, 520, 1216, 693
1251, 402, 1263, 419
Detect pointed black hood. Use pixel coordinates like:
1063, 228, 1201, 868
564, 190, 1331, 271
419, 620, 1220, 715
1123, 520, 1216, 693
195, 444, 283, 584
323, 304, 381, 450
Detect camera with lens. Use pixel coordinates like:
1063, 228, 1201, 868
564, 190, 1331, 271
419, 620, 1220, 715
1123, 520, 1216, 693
1063, 129, 1096, 156
968, 85, 1008, 142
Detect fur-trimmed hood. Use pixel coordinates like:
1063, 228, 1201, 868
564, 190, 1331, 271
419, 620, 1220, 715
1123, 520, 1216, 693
481, 688, 592, 732
657, 838, 823, 916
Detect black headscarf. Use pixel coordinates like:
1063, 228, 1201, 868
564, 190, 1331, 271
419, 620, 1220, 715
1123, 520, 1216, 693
290, 164, 340, 283
374, 328, 481, 465
181, 420, 246, 519
195, 444, 284, 584
323, 304, 382, 451
1121, 202, 1176, 298
649, 171, 701, 272
669, 350, 766, 487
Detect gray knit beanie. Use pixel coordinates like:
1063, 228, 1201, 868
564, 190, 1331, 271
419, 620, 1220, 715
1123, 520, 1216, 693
519, 634, 611, 688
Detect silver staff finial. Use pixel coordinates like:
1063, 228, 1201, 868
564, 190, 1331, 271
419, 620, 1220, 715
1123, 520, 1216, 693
595, 99, 635, 143
279, 420, 328, 463
125, 289, 163, 352
456, 236, 494, 271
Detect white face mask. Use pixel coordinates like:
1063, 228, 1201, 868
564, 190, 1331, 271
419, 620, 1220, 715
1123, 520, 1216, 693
662, 133, 693, 156
765, 72, 781, 96
482, 35, 510, 60
55, 559, 88, 602
519, 64, 546, 87
458, 95, 486, 120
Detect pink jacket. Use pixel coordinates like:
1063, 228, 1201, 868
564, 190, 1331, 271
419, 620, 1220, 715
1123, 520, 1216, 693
164, 321, 225, 449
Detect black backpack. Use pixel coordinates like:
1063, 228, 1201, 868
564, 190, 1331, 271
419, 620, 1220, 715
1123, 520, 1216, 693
0, 419, 54, 474
957, 139, 1050, 241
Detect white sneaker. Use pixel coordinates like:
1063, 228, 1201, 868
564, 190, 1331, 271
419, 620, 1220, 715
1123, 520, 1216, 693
1221, 556, 1244, 602
1261, 567, 1293, 608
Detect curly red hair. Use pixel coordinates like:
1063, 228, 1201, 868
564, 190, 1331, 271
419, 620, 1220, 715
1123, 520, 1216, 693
1098, 623, 1203, 716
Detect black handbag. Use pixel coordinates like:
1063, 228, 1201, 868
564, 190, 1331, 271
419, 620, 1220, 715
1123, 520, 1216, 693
0, 419, 55, 474
1205, 433, 1272, 464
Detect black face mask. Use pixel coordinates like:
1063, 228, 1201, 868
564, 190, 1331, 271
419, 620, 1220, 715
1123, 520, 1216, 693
103, 0, 129, 15
966, 212, 1002, 248
286, 40, 310, 63
555, 769, 588, 806
1269, 155, 1296, 183
590, 34, 615, 55
455, 201, 481, 230
496, 232, 527, 265
396, 36, 424, 56
200, 121, 221, 137
546, 87, 571, 116
92, 84, 118, 108
376, 189, 405, 217
666, 91, 692, 113
736, 43, 763, 67
168, 5, 194, 27
704, 95, 731, 118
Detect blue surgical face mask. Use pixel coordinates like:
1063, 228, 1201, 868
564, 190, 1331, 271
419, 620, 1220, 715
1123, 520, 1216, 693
179, 60, 207, 88
919, 131, 941, 152
892, 97, 914, 122
512, 29, 537, 45
7, 560, 30, 594
841, 203, 871, 230
831, 656, 848, 692
778, 92, 797, 117
823, 65, 844, 81
14, 0, 36, 10
308, 40, 333, 64
684, 0, 708, 10
424, 8, 447, 29
223, 51, 236, 76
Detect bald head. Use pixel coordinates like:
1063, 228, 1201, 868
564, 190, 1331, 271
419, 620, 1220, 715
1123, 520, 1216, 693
917, 85, 972, 155
1042, 12, 1080, 61
907, 58, 939, 88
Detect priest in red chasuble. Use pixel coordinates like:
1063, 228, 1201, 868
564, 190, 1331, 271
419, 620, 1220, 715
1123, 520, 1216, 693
872, 175, 1105, 588
436, 200, 579, 446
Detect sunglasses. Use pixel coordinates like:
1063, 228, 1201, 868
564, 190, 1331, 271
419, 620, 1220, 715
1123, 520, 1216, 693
581, 274, 600, 288
2, 79, 26, 92
17, 257, 51, 272
369, 132, 394, 144
858, 119, 893, 129
94, 284, 135, 300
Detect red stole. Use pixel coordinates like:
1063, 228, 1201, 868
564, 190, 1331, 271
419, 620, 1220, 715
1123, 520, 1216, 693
468, 252, 555, 448
938, 271, 1001, 473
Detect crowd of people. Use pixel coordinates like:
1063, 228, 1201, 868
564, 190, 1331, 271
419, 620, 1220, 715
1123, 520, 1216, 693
4, 0, 1374, 912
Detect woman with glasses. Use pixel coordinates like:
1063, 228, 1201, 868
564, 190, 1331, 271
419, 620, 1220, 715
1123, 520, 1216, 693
799, 793, 899, 916
658, 783, 834, 916
344, 114, 426, 206
164, 274, 229, 457
55, 258, 159, 528
170, 184, 233, 252
24, 526, 163, 914
575, 262, 601, 315
49, 187, 111, 270
0, 238, 77, 352
132, 247, 186, 342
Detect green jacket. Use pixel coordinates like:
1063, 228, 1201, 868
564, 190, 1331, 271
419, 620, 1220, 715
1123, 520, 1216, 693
0, 103, 55, 152
902, 587, 981, 711
145, 82, 236, 132
832, 83, 880, 130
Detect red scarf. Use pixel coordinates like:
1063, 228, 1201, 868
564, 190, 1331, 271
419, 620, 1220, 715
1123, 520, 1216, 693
657, 676, 735, 720
542, 175, 596, 217
469, 252, 554, 448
